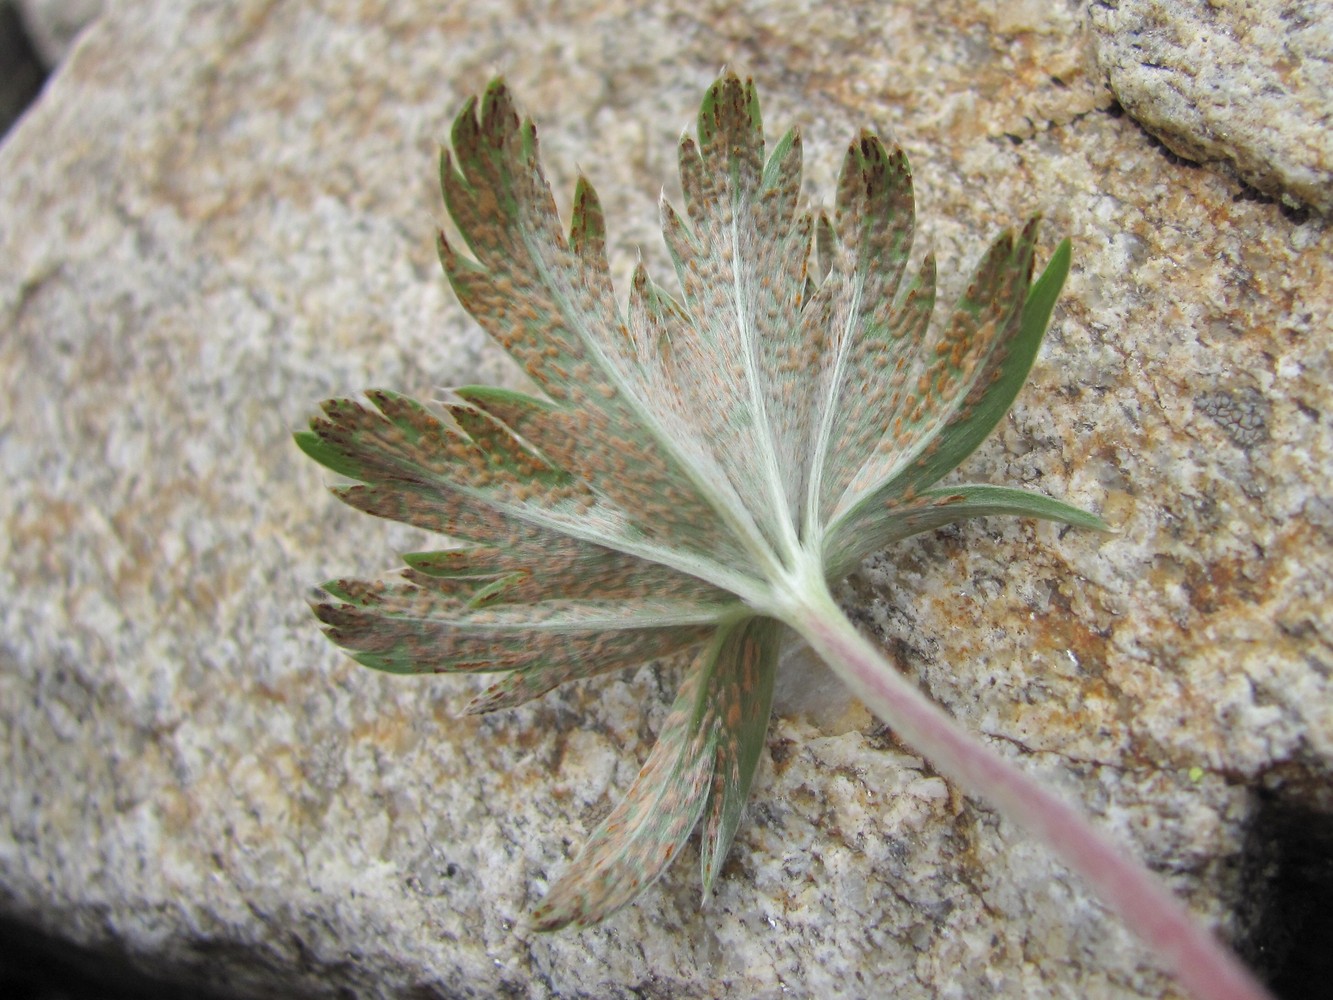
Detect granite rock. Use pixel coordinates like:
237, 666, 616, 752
16, 0, 102, 66
1, 1, 1329, 998
1089, 0, 1333, 214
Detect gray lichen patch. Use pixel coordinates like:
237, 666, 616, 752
1196, 386, 1272, 450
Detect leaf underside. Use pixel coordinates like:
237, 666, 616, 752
299, 72, 1102, 930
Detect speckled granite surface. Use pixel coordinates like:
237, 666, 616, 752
1089, 0, 1333, 214
1, 1, 1328, 998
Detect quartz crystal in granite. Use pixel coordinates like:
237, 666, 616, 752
0, 1, 1329, 997
1089, 0, 1333, 214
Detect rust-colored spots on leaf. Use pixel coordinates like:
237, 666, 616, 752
299, 71, 1087, 935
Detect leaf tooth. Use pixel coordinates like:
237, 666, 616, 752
834, 131, 915, 307
445, 400, 566, 493
569, 175, 609, 270
761, 126, 802, 220
626, 263, 662, 368
658, 205, 704, 322
448, 93, 482, 165
809, 210, 837, 291
402, 547, 508, 579
479, 77, 521, 149
696, 77, 723, 146
677, 135, 709, 226
294, 428, 364, 480
696, 72, 764, 212
451, 385, 555, 450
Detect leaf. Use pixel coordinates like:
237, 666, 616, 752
312, 585, 722, 676
530, 616, 780, 930
824, 483, 1109, 579
298, 70, 1277, 1000
801, 131, 932, 528
699, 617, 781, 892
828, 220, 1039, 514
286, 70, 1266, 979
660, 77, 814, 537
437, 80, 764, 572
302, 68, 1094, 914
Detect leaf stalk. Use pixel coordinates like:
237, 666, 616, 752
778, 579, 1275, 1000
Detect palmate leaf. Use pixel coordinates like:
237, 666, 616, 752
298, 74, 1272, 1000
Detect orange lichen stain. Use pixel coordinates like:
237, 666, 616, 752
1099, 489, 1136, 528
157, 785, 198, 839
1181, 554, 1263, 616
350, 713, 418, 754
252, 681, 292, 706
10, 493, 82, 560
836, 700, 876, 735
1147, 553, 1187, 593
941, 574, 1137, 757
1026, 607, 1115, 687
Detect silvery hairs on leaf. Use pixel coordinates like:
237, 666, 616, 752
296, 72, 1274, 1000
299, 70, 1089, 926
